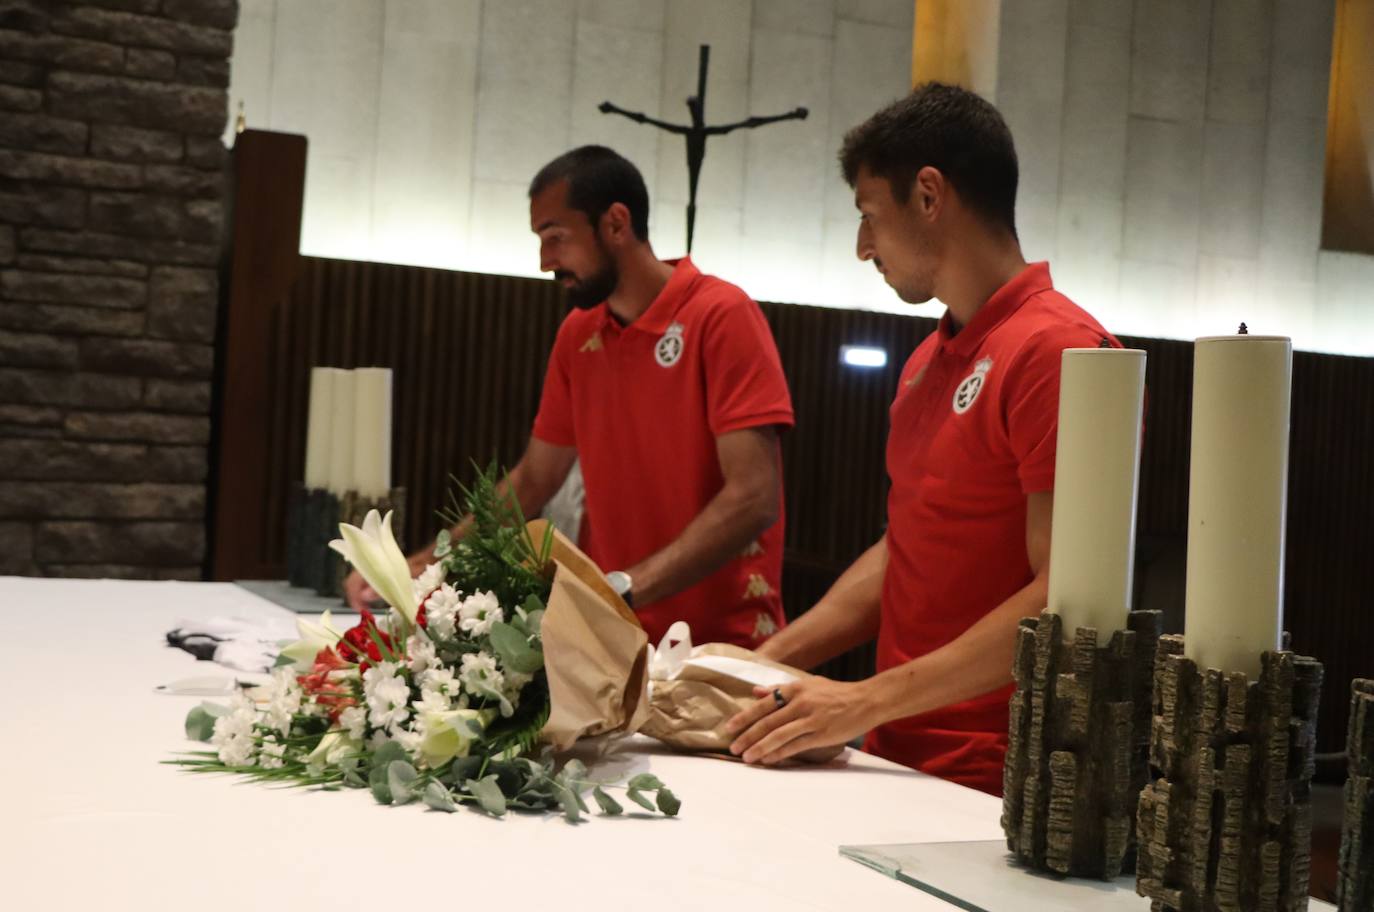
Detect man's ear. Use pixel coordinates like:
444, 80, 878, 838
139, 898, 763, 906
600, 202, 634, 247
912, 165, 945, 221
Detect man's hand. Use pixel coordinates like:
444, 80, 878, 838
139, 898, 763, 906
724, 677, 878, 765
342, 569, 378, 611
343, 552, 430, 611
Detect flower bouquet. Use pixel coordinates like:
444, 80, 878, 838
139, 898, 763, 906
172, 470, 676, 821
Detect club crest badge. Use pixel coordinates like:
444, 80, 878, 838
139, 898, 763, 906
655, 321, 685, 367
952, 357, 994, 414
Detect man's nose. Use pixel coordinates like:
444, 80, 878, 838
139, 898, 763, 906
856, 223, 875, 261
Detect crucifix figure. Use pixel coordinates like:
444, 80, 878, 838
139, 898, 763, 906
600, 44, 808, 253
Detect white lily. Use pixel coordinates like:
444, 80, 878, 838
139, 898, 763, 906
418, 708, 493, 768
330, 510, 419, 625
279, 610, 345, 670
307, 730, 363, 767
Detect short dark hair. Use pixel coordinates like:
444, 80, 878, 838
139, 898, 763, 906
840, 82, 1019, 235
529, 145, 650, 241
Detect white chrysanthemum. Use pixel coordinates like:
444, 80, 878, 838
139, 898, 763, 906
502, 669, 534, 703
413, 561, 446, 601
391, 726, 422, 755
363, 662, 411, 731
259, 736, 286, 770
262, 668, 302, 736
459, 650, 504, 695
423, 584, 461, 640
211, 692, 260, 766
458, 591, 504, 637
406, 633, 437, 675
338, 705, 367, 741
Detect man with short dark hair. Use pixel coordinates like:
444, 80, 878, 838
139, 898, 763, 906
347, 145, 793, 650
726, 84, 1121, 796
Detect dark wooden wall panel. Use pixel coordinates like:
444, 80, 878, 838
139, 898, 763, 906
234, 256, 1372, 749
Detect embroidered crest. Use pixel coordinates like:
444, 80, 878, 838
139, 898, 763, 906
952, 357, 993, 414
579, 331, 603, 353
654, 322, 685, 367
752, 612, 778, 640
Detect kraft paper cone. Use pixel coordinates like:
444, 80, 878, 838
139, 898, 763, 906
529, 519, 651, 750
642, 636, 845, 763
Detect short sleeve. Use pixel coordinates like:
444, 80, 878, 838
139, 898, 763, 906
700, 292, 795, 437
530, 315, 578, 447
1006, 323, 1119, 494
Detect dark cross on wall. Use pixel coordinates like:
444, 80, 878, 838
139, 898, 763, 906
599, 44, 808, 253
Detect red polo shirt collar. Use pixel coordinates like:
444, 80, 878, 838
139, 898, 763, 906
938, 261, 1054, 358
598, 257, 698, 336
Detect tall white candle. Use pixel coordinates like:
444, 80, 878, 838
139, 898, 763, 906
326, 369, 356, 495
352, 367, 393, 499
1046, 348, 1147, 644
1184, 334, 1292, 680
303, 367, 335, 490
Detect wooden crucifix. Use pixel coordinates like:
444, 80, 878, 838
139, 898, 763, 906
600, 44, 808, 253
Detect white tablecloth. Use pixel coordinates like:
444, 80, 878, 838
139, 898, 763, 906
1, 577, 1006, 911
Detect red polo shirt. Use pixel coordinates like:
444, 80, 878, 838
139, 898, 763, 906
865, 262, 1119, 795
531, 257, 793, 648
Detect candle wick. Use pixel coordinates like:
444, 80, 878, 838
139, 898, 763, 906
1238, 322, 1249, 335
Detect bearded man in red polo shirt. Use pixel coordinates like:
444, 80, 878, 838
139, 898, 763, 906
726, 84, 1121, 795
346, 145, 794, 650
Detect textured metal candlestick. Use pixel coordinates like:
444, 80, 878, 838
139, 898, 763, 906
1002, 609, 1162, 879
1337, 679, 1374, 912
1136, 636, 1322, 912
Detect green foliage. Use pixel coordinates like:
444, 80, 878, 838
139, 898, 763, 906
436, 462, 555, 610
184, 702, 226, 742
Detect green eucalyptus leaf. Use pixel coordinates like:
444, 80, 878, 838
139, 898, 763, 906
627, 773, 664, 791
184, 702, 227, 742
388, 761, 419, 804
592, 786, 623, 816
488, 621, 543, 675
370, 740, 407, 772
368, 764, 392, 805
551, 781, 582, 823
422, 781, 457, 812
625, 788, 656, 813
448, 755, 484, 785
464, 775, 508, 817
655, 788, 681, 817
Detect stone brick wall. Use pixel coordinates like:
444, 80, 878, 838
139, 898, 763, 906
0, 0, 237, 579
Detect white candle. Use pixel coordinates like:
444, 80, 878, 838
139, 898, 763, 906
303, 367, 335, 490
352, 367, 393, 499
1046, 348, 1147, 644
326, 369, 356, 495
1184, 334, 1292, 679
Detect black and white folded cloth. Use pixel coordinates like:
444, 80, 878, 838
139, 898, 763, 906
166, 615, 300, 674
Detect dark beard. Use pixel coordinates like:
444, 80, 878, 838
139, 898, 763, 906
558, 261, 619, 310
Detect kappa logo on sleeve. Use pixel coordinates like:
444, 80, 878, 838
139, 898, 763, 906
654, 322, 685, 367
952, 357, 994, 414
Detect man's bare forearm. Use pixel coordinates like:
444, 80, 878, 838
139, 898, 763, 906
755, 537, 887, 670
862, 570, 1046, 724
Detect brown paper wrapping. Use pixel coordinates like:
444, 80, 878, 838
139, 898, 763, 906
641, 641, 845, 763
532, 520, 651, 750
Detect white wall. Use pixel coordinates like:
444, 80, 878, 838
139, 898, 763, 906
226, 0, 917, 314
993, 0, 1374, 354
228, 0, 1374, 354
